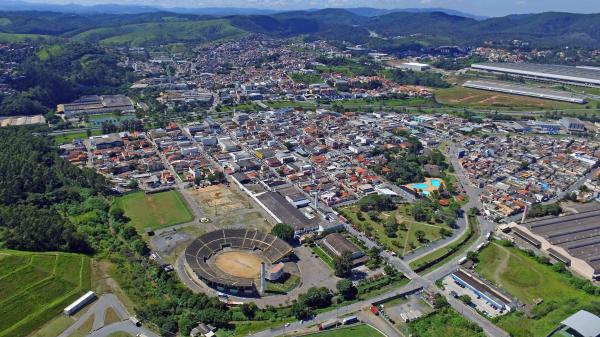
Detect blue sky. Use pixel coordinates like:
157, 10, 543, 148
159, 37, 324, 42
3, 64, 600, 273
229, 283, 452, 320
29, 0, 600, 16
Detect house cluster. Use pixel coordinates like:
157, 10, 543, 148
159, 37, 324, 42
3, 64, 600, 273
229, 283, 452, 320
124, 36, 433, 111
458, 135, 599, 219
147, 122, 215, 186
83, 132, 171, 189
190, 109, 465, 214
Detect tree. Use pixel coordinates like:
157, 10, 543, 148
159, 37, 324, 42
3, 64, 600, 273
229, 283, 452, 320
384, 217, 398, 238
299, 287, 332, 309
336, 279, 357, 300
270, 223, 295, 242
415, 230, 427, 243
333, 251, 354, 278
459, 295, 472, 305
240, 302, 258, 319
411, 203, 429, 222
291, 301, 313, 320
466, 251, 479, 263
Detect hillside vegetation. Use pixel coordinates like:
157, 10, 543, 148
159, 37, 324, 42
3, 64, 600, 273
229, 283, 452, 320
0, 10, 598, 48
72, 19, 247, 46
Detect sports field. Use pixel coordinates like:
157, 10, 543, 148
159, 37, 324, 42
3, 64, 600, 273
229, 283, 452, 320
435, 86, 583, 109
301, 324, 385, 337
475, 242, 597, 337
115, 190, 194, 231
214, 251, 261, 279
0, 250, 91, 337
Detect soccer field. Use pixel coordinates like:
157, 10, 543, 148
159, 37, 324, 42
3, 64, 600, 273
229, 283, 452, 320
115, 190, 194, 231
0, 250, 91, 337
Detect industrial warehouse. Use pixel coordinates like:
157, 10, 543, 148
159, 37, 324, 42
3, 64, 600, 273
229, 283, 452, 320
510, 205, 600, 280
471, 63, 600, 87
463, 80, 587, 104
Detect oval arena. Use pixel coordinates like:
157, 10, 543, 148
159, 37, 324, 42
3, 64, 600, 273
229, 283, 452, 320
184, 229, 293, 296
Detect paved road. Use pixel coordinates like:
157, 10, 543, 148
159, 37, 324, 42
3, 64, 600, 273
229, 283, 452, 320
248, 281, 423, 337
249, 141, 511, 337
87, 321, 161, 337
58, 293, 160, 337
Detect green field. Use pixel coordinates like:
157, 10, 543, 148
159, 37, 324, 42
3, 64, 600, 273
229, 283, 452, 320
53, 130, 102, 145
406, 307, 485, 337
114, 190, 194, 231
301, 324, 385, 337
475, 242, 599, 337
409, 214, 480, 273
265, 274, 301, 294
311, 244, 335, 269
435, 86, 586, 110
338, 204, 450, 257
0, 250, 91, 337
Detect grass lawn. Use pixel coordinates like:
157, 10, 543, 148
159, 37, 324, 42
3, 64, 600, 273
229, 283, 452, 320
87, 113, 136, 127
0, 250, 91, 337
265, 100, 318, 110
114, 190, 194, 231
225, 318, 296, 337
266, 273, 301, 294
53, 129, 102, 145
301, 324, 385, 337
435, 86, 584, 110
311, 244, 335, 269
475, 242, 598, 337
338, 204, 449, 256
406, 307, 485, 337
409, 214, 479, 273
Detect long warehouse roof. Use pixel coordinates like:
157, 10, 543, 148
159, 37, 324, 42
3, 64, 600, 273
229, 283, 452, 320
471, 63, 600, 85
463, 80, 587, 104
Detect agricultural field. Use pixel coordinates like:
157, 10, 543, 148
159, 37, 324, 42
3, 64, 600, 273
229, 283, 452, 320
475, 242, 599, 337
301, 324, 385, 337
0, 250, 91, 337
115, 190, 194, 231
435, 86, 585, 110
338, 204, 452, 256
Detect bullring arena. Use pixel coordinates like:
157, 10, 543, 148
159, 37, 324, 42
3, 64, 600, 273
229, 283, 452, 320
184, 229, 293, 296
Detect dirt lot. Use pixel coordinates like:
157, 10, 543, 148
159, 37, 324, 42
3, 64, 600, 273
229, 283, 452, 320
190, 184, 272, 232
214, 251, 262, 279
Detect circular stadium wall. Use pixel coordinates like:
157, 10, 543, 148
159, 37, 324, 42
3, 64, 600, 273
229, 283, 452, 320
184, 229, 293, 296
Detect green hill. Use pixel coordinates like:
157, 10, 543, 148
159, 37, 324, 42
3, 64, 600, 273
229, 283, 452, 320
72, 18, 247, 46
0, 250, 91, 337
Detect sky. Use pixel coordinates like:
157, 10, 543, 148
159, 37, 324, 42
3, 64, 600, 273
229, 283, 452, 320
24, 0, 600, 16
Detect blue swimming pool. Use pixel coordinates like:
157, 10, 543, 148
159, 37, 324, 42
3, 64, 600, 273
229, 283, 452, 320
412, 183, 429, 190
431, 179, 442, 188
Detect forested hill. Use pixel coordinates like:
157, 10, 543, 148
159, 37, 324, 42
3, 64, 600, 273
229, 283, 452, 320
0, 9, 599, 48
0, 127, 108, 252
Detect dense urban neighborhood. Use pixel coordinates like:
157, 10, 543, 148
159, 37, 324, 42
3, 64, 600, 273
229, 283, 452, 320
0, 3, 600, 337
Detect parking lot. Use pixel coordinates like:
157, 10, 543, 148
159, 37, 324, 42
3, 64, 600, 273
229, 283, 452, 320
442, 275, 505, 318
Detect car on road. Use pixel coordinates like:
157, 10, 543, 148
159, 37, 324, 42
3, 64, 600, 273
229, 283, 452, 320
200, 217, 211, 223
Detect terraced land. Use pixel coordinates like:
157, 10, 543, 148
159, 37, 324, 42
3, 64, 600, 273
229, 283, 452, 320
0, 251, 91, 337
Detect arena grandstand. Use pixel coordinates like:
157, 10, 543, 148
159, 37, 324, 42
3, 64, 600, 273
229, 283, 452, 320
184, 229, 293, 295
